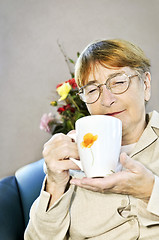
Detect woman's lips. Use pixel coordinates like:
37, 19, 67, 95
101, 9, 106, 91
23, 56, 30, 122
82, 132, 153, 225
106, 110, 125, 116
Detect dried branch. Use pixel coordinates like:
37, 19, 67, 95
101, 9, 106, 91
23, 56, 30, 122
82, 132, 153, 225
57, 40, 74, 78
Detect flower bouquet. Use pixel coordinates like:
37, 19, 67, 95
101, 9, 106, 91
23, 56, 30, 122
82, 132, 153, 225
40, 78, 90, 135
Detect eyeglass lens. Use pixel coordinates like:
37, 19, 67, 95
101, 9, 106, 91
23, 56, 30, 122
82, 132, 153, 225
81, 74, 130, 104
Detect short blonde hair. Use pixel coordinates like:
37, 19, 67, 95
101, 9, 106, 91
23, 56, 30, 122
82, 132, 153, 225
75, 39, 151, 87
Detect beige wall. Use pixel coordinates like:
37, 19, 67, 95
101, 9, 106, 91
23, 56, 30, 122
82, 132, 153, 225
0, 0, 159, 178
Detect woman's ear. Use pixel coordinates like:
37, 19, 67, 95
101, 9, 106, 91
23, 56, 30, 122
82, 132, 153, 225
144, 72, 151, 102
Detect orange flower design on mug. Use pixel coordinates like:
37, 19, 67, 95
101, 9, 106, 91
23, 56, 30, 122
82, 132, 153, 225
81, 133, 98, 148
81, 133, 98, 165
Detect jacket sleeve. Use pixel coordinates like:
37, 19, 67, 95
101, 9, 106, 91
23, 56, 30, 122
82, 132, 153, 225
24, 177, 75, 240
137, 175, 159, 226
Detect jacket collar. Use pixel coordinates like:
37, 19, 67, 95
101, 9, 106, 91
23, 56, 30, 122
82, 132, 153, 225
130, 110, 159, 157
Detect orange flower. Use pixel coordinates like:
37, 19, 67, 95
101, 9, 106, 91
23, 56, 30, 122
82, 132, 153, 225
81, 133, 98, 148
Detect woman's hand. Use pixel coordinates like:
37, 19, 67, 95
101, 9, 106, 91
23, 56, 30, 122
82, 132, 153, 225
43, 131, 80, 205
70, 152, 155, 202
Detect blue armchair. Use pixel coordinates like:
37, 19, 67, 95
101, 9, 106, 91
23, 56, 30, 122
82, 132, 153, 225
0, 159, 45, 240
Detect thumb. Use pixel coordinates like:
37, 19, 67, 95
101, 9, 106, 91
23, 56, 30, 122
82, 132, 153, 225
120, 152, 140, 173
67, 130, 76, 142
67, 130, 76, 135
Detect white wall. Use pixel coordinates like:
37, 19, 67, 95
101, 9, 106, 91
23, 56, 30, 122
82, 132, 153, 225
0, 0, 159, 178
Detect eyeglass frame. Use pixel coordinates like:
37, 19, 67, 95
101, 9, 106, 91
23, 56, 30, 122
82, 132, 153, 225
77, 71, 140, 104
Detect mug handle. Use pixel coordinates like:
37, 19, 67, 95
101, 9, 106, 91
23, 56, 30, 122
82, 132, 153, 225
70, 157, 83, 171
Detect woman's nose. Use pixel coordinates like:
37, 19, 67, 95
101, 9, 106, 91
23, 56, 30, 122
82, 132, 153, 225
100, 85, 116, 107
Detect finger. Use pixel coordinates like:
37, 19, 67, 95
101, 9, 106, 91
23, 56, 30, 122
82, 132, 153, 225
70, 176, 124, 193
70, 178, 99, 191
67, 130, 76, 142
57, 159, 81, 171
46, 159, 81, 175
67, 130, 76, 136
71, 171, 129, 190
43, 138, 79, 159
71, 176, 113, 189
45, 133, 72, 147
49, 141, 79, 160
120, 152, 142, 173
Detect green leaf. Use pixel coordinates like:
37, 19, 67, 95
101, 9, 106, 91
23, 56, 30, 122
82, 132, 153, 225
66, 120, 75, 131
77, 52, 80, 58
69, 58, 75, 64
74, 112, 85, 121
71, 72, 74, 78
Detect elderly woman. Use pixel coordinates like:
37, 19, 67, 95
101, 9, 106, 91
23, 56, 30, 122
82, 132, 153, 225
25, 39, 159, 240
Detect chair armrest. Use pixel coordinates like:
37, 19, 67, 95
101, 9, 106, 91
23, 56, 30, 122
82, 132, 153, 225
15, 159, 45, 227
0, 176, 24, 240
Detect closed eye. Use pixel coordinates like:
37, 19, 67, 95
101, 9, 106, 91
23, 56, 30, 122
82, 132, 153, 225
111, 81, 127, 87
87, 88, 98, 94
85, 85, 98, 95
115, 81, 126, 84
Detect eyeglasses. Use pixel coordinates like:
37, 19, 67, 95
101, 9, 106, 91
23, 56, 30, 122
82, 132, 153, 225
77, 72, 139, 104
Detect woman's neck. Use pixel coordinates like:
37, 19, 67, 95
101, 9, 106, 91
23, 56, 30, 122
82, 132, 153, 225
122, 120, 147, 146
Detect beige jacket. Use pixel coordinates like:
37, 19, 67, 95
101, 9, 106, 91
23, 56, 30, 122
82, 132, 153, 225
25, 111, 159, 240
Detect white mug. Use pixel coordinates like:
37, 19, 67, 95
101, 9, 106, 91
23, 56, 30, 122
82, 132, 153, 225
71, 115, 122, 178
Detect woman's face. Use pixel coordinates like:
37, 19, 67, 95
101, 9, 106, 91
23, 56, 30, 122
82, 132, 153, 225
85, 64, 151, 144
